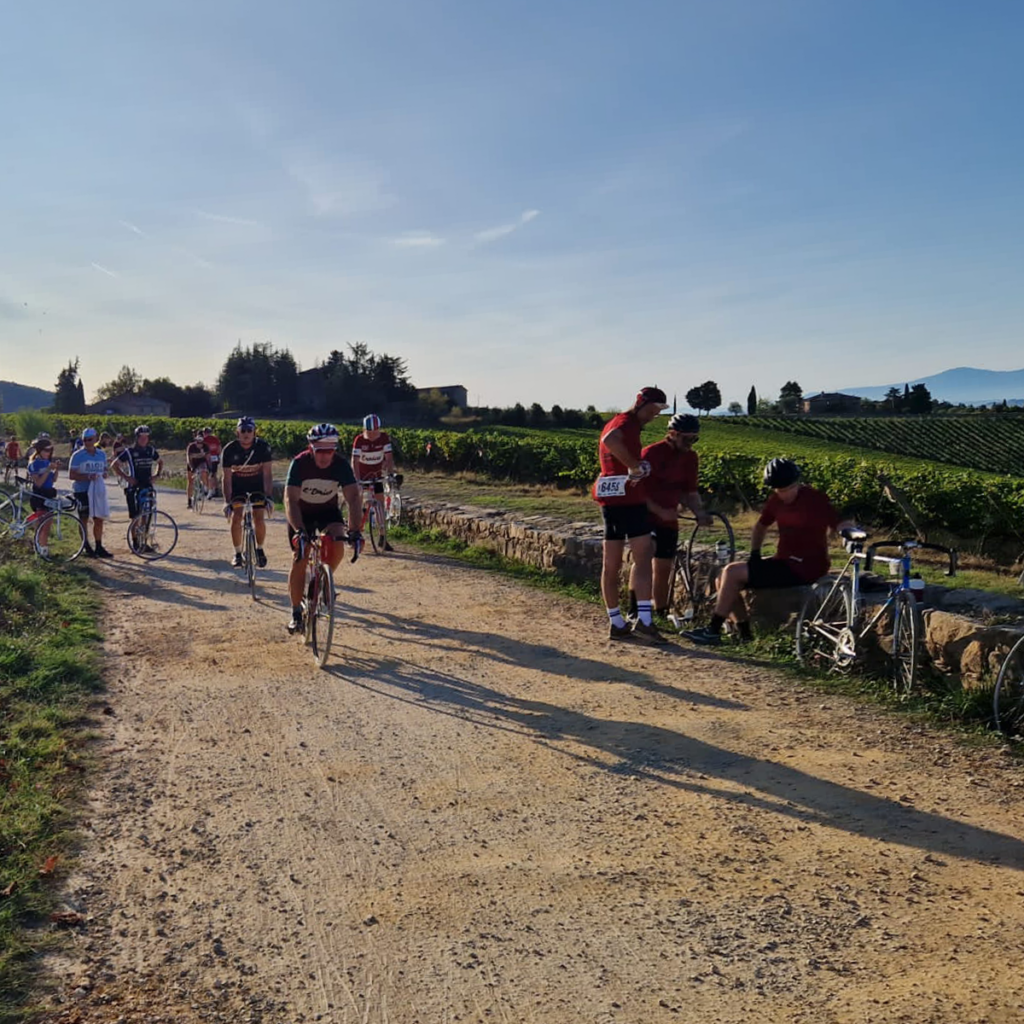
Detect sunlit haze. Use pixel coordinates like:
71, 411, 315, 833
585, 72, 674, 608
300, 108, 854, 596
2, 1, 1023, 409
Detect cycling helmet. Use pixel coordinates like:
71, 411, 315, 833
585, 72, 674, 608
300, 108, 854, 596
668, 413, 700, 434
306, 423, 340, 446
236, 417, 256, 432
763, 458, 801, 488
363, 413, 382, 431
135, 424, 151, 437
634, 386, 668, 410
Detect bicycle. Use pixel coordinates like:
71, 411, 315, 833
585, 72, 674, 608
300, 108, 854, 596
127, 486, 179, 561
666, 512, 736, 628
301, 528, 362, 668
359, 480, 388, 554
232, 492, 271, 599
0, 477, 86, 562
993, 633, 1024, 736
189, 465, 208, 515
795, 531, 957, 695
384, 472, 403, 526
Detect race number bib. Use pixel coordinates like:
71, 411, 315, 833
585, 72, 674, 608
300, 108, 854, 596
596, 475, 629, 498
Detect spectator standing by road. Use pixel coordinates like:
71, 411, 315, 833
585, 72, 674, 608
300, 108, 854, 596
594, 387, 670, 644
69, 427, 113, 558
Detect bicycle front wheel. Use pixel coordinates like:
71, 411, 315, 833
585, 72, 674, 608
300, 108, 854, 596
194, 482, 205, 515
890, 591, 921, 696
796, 580, 855, 673
369, 500, 387, 554
34, 509, 86, 563
127, 510, 179, 561
245, 522, 257, 598
994, 635, 1024, 736
683, 513, 735, 626
310, 564, 335, 668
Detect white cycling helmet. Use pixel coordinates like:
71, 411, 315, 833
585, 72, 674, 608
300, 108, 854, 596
306, 422, 340, 446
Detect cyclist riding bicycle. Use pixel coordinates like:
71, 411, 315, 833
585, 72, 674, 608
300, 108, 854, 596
221, 417, 274, 568
203, 428, 223, 496
185, 430, 210, 510
682, 458, 856, 646
113, 425, 164, 518
284, 424, 363, 635
351, 413, 395, 551
627, 413, 712, 619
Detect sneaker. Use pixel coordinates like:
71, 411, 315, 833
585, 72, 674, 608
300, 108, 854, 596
287, 613, 304, 635
681, 626, 721, 646
95, 545, 114, 559
608, 622, 634, 642
186, 499, 193, 510
383, 541, 395, 553
632, 620, 670, 645
83, 545, 97, 558
255, 548, 267, 568
231, 552, 244, 568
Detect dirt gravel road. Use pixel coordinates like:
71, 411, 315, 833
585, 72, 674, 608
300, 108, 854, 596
41, 488, 1024, 1024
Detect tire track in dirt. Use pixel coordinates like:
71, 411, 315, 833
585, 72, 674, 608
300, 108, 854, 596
40, 488, 1024, 1024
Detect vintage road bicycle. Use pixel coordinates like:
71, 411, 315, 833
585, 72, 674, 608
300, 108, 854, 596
127, 486, 179, 561
384, 472, 403, 526
795, 531, 957, 695
358, 480, 388, 554
993, 633, 1024, 736
0, 476, 86, 562
666, 511, 736, 629
230, 492, 271, 599
300, 528, 362, 668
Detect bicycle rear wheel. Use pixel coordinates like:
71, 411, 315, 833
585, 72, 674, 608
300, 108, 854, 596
682, 513, 735, 626
245, 521, 257, 599
369, 501, 387, 553
890, 591, 921, 696
309, 564, 335, 667
127, 510, 179, 560
0, 494, 16, 536
993, 635, 1024, 736
34, 509, 86, 563
193, 481, 205, 515
796, 580, 855, 673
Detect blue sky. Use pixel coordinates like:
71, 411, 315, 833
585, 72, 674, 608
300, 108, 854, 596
2, 0, 1023, 411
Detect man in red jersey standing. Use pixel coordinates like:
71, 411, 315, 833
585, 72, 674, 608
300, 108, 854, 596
594, 386, 670, 644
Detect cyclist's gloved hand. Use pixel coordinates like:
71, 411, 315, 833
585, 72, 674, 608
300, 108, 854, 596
346, 529, 364, 558
222, 503, 233, 518
749, 549, 762, 563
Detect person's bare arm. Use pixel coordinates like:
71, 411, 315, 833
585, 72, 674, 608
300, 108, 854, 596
342, 481, 363, 532
601, 428, 641, 472
285, 485, 304, 532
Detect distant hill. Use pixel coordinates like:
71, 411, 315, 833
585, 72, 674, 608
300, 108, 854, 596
842, 366, 1024, 405
0, 380, 53, 412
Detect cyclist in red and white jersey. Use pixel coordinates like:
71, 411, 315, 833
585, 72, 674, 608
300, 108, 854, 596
351, 413, 395, 551
593, 386, 670, 644
203, 428, 223, 495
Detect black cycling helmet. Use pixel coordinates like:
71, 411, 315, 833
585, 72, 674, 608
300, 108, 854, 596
134, 424, 151, 437
668, 413, 700, 434
763, 458, 801, 488
236, 417, 256, 432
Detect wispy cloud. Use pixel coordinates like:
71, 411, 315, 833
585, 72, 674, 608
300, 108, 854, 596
285, 155, 396, 218
195, 210, 262, 227
119, 220, 145, 236
474, 209, 541, 244
174, 247, 214, 270
90, 262, 119, 278
392, 232, 446, 248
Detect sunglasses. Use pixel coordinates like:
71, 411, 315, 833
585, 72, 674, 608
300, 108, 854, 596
238, 429, 254, 435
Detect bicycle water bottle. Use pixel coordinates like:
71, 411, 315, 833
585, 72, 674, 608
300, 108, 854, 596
910, 574, 925, 603
716, 541, 730, 565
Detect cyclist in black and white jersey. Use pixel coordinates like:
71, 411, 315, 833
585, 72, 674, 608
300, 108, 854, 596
221, 416, 274, 568
113, 425, 164, 517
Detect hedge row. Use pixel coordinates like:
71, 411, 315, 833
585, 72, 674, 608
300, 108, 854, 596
4, 414, 1023, 541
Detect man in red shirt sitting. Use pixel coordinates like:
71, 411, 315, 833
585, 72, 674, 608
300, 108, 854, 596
594, 386, 670, 644
683, 458, 854, 646
629, 413, 712, 618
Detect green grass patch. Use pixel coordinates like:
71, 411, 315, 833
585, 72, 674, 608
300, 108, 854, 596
0, 543, 104, 1022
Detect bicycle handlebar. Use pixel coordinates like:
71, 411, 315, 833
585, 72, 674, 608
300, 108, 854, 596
865, 540, 958, 577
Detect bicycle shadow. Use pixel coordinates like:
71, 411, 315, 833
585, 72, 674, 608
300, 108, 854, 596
329, 648, 1024, 868
89, 567, 230, 612
341, 607, 745, 708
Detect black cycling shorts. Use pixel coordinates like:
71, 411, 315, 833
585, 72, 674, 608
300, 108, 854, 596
74, 492, 91, 518
601, 503, 650, 542
651, 525, 680, 560
747, 556, 806, 589
30, 487, 57, 513
287, 506, 345, 559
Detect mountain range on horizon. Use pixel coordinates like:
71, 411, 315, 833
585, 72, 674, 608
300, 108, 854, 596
0, 379, 55, 413
834, 366, 1024, 405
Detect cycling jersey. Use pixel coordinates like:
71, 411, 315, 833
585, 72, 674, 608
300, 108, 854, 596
593, 411, 646, 506
351, 432, 392, 481
27, 457, 56, 492
116, 444, 160, 487
222, 438, 273, 495
758, 485, 840, 583
186, 441, 209, 468
642, 439, 698, 528
204, 435, 222, 464
285, 450, 357, 517
5, 441, 20, 460
69, 447, 107, 494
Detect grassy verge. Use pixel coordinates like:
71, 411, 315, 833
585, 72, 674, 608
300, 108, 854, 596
0, 543, 104, 1023
392, 523, 1010, 746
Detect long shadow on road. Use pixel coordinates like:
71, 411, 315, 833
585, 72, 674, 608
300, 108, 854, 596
327, 646, 1024, 869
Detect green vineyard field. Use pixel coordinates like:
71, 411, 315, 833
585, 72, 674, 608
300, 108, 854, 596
717, 415, 1024, 477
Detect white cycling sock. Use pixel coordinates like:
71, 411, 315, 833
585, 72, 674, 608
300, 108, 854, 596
607, 607, 627, 629
637, 601, 653, 626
